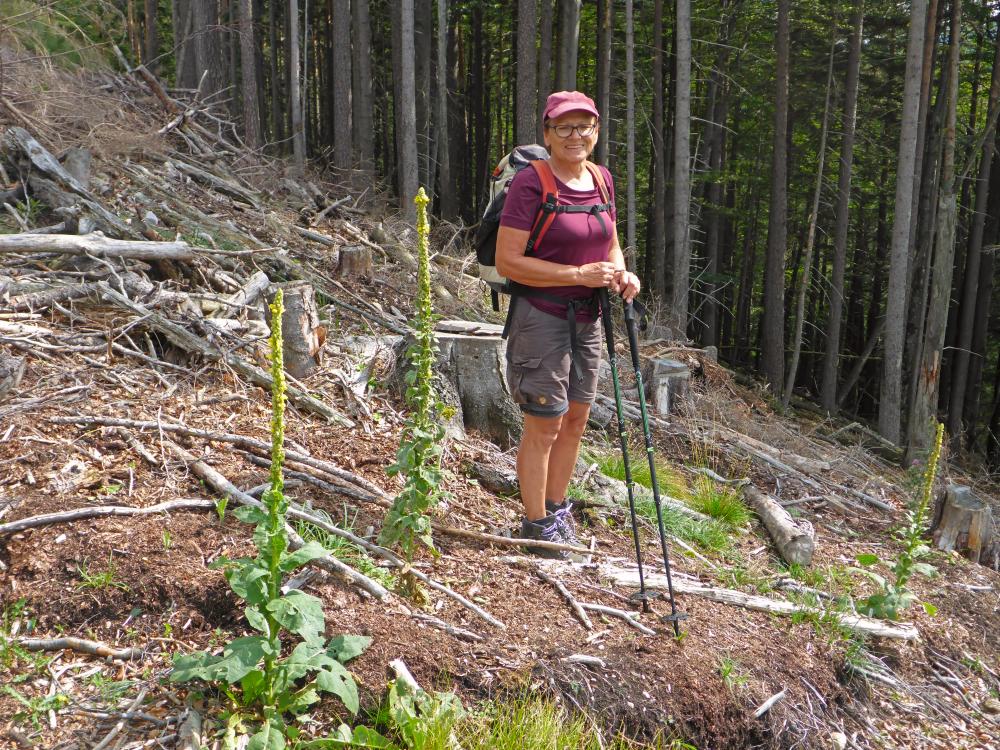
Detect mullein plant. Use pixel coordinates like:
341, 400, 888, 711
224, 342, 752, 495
380, 188, 451, 563
853, 422, 944, 621
171, 289, 372, 750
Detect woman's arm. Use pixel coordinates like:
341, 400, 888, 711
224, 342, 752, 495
606, 225, 640, 302
496, 225, 617, 288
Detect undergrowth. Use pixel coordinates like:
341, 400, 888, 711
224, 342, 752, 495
295, 505, 396, 589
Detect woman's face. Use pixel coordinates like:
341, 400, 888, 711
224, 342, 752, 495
544, 111, 599, 165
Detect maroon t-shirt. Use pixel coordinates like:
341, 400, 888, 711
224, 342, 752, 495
499, 164, 617, 321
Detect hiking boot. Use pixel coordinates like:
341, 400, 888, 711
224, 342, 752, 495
545, 499, 580, 547
520, 515, 569, 560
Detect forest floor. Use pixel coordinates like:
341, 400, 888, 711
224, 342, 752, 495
1, 45, 999, 750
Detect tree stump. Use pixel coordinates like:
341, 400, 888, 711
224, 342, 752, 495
267, 281, 324, 378
648, 358, 691, 415
336, 245, 372, 279
392, 322, 522, 447
0, 353, 26, 401
933, 485, 995, 564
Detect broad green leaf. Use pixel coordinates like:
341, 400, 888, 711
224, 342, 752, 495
209, 636, 272, 683
267, 591, 326, 642
315, 658, 360, 715
921, 601, 938, 616
170, 651, 221, 683
848, 567, 887, 589
279, 541, 328, 573
855, 554, 879, 567
910, 562, 937, 578
247, 717, 286, 750
235, 505, 267, 524
227, 560, 271, 605
296, 725, 398, 748
245, 604, 270, 634
241, 670, 268, 705
327, 635, 372, 664
278, 684, 320, 715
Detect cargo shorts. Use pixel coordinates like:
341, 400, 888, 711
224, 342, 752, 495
505, 299, 602, 418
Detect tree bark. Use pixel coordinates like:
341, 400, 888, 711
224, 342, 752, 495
595, 0, 613, 163
820, 1, 864, 413
948, 18, 1000, 443
288, 0, 306, 171
352, 0, 374, 172
144, 0, 160, 73
537, 0, 555, 143
268, 0, 285, 146
396, 0, 419, 222
762, 0, 790, 392
331, 0, 352, 169
193, 0, 227, 107
667, 0, 693, 338
906, 0, 961, 459
556, 0, 581, 91
932, 485, 994, 565
649, 0, 666, 301
435, 0, 454, 218
414, 0, 432, 190
743, 486, 815, 566
238, 0, 262, 150
880, 0, 928, 444
624, 0, 636, 264
515, 0, 537, 146
268, 282, 323, 378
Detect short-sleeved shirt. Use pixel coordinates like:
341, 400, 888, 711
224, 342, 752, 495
499, 163, 617, 321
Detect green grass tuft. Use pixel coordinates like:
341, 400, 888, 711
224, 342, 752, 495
686, 476, 751, 528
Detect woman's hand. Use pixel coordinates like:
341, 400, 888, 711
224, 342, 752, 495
611, 269, 640, 302
576, 262, 619, 288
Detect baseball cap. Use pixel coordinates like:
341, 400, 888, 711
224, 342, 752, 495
543, 91, 600, 121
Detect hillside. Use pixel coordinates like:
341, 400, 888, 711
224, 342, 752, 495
1, 47, 999, 750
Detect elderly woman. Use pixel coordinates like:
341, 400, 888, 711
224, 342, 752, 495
496, 91, 640, 558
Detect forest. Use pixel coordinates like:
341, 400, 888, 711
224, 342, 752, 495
22, 0, 1000, 464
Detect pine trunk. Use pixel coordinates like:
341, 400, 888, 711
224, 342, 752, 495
288, 0, 305, 171
538, 0, 554, 143
352, 0, 374, 172
649, 0, 666, 300
516, 0, 537, 146
396, 0, 419, 221
331, 0, 352, 169
557, 0, 581, 91
669, 0, 692, 338
595, 0, 613, 163
238, 0, 262, 151
879, 0, 927, 444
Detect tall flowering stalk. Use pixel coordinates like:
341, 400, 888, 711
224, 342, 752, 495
381, 188, 449, 561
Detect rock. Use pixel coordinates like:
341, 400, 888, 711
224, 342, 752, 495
829, 731, 847, 750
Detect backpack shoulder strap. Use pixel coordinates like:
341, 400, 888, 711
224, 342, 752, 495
525, 160, 560, 254
584, 161, 611, 204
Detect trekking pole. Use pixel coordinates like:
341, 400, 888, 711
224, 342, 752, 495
622, 300, 686, 636
598, 289, 650, 611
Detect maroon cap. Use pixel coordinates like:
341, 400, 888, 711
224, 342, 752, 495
543, 90, 600, 121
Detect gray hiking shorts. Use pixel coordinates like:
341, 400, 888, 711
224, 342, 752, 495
505, 300, 602, 418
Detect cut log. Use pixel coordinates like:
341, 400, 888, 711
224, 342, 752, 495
268, 282, 324, 378
335, 244, 373, 279
215, 270, 270, 319
933, 484, 995, 565
0, 232, 199, 261
743, 485, 816, 566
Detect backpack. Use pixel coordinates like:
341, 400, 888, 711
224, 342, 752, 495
474, 144, 614, 311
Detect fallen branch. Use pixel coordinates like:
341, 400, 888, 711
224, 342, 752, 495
578, 603, 656, 635
92, 686, 149, 750
0, 232, 206, 261
97, 284, 354, 427
535, 568, 593, 630
0, 498, 213, 536
753, 688, 787, 718
743, 485, 816, 566
595, 564, 918, 640
15, 637, 144, 661
166, 440, 389, 600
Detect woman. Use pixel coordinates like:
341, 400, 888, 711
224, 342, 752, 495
496, 90, 640, 558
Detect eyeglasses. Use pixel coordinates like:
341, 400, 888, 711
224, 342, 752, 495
546, 123, 597, 138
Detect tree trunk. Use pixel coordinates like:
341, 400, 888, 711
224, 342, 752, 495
624, 0, 636, 265
268, 282, 323, 379
352, 0, 374, 173
668, 0, 692, 338
784, 40, 834, 407
595, 0, 613, 163
288, 0, 305, 171
144, 0, 160, 73
649, 0, 666, 300
932, 485, 995, 565
948, 19, 1000, 443
193, 0, 227, 107
820, 1, 864, 413
331, 0, 352, 169
556, 0, 581, 91
435, 0, 454, 218
414, 0, 432, 190
537, 0, 555, 143
906, 0, 961, 459
396, 0, 419, 222
880, 0, 928, 444
238, 0, 262, 151
268, 0, 284, 146
761, 0, 790, 392
515, 0, 537, 146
